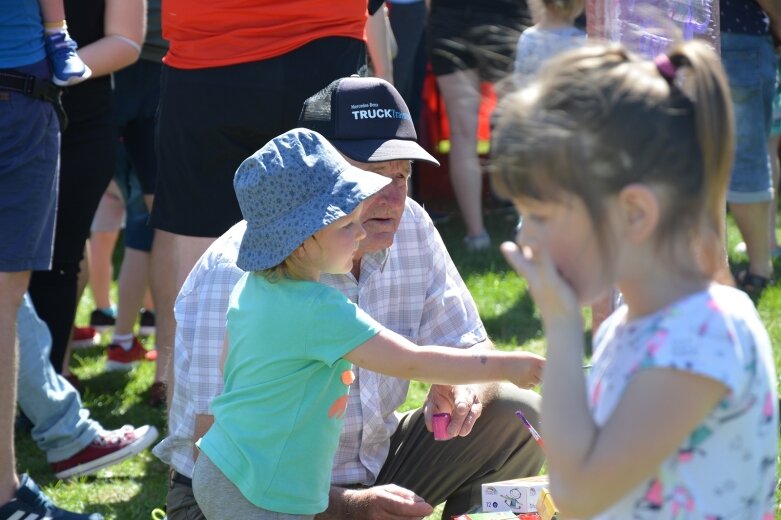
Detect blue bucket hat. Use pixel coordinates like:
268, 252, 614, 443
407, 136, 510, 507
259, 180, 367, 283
234, 128, 392, 272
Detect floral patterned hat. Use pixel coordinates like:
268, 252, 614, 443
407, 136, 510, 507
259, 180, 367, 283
233, 128, 391, 271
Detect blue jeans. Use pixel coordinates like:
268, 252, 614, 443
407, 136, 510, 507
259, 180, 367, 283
16, 293, 100, 463
721, 32, 776, 203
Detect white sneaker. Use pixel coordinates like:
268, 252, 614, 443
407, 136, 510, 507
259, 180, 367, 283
463, 231, 491, 252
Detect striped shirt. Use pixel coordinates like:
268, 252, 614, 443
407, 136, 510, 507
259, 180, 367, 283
153, 199, 486, 484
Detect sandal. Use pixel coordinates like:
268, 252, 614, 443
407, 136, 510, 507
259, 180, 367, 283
735, 269, 772, 300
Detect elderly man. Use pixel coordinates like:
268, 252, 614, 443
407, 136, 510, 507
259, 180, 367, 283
154, 77, 544, 520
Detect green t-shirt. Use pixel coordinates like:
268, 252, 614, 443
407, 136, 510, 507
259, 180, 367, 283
198, 273, 382, 514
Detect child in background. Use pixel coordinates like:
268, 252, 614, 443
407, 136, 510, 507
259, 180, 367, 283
513, 0, 585, 85
39, 0, 91, 85
192, 129, 545, 520
492, 41, 778, 518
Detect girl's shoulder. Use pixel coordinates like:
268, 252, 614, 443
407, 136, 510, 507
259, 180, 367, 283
608, 284, 771, 396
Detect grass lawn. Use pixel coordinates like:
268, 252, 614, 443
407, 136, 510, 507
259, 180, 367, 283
14, 206, 781, 519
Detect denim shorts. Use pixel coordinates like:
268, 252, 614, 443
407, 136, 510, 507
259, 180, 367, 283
0, 59, 60, 272
771, 60, 781, 137
721, 33, 776, 203
114, 143, 153, 252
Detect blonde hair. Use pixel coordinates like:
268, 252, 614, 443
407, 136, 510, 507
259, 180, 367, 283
255, 234, 325, 282
491, 40, 733, 278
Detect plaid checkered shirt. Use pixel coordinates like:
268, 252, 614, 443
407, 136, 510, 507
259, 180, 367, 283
153, 199, 486, 485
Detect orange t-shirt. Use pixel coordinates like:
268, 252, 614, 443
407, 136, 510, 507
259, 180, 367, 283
162, 0, 367, 69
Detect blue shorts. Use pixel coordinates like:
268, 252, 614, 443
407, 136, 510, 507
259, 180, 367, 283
771, 60, 781, 137
721, 33, 776, 203
114, 143, 154, 252
0, 60, 60, 272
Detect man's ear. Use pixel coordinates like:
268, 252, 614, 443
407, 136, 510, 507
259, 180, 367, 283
616, 184, 659, 243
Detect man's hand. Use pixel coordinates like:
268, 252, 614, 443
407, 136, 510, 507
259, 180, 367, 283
423, 384, 485, 439
318, 484, 433, 520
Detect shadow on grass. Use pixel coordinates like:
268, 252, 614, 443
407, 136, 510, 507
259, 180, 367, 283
480, 289, 541, 346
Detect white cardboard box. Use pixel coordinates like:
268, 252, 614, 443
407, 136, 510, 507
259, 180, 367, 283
481, 475, 549, 513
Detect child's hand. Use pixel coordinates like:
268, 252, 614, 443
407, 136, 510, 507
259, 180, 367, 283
509, 351, 545, 389
501, 240, 580, 325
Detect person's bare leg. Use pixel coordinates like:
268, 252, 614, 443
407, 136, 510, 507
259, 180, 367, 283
150, 231, 214, 405
114, 247, 150, 335
769, 135, 780, 250
87, 229, 119, 311
0, 270, 30, 504
142, 289, 154, 312
150, 230, 177, 397
730, 201, 773, 279
144, 194, 154, 214
38, 0, 65, 24
437, 70, 484, 238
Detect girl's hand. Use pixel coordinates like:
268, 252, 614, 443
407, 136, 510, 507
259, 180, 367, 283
500, 240, 580, 325
509, 351, 545, 389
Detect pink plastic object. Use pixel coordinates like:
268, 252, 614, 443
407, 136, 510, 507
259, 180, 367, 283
432, 412, 451, 440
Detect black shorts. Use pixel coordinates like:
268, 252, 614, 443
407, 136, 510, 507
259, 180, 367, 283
114, 59, 161, 196
427, 5, 530, 82
151, 36, 366, 237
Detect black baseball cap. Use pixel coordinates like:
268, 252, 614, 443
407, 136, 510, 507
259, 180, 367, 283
298, 76, 440, 166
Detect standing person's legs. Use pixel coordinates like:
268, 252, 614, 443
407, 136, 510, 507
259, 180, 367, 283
771, 135, 780, 253
436, 69, 485, 241
375, 384, 545, 519
87, 180, 124, 315
0, 271, 29, 501
28, 118, 116, 373
722, 33, 776, 288
112, 146, 151, 340
16, 293, 100, 461
115, 59, 165, 387
149, 229, 178, 404
0, 58, 60, 505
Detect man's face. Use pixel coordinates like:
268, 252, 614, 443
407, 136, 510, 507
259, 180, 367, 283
343, 158, 411, 256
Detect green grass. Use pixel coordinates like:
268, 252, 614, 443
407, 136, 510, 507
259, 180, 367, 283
14, 207, 781, 519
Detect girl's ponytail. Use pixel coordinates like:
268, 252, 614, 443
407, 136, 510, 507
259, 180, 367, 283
666, 41, 734, 281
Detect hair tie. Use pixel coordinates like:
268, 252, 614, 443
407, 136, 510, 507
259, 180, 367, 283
654, 54, 676, 81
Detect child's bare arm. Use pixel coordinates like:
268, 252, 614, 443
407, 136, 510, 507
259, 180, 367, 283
344, 329, 544, 389
76, 0, 146, 76
38, 0, 66, 24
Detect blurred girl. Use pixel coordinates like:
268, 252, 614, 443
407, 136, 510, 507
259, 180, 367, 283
513, 0, 585, 85
492, 41, 778, 518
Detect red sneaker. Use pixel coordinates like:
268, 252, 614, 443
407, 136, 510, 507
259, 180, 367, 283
71, 326, 100, 349
51, 424, 159, 479
105, 337, 152, 371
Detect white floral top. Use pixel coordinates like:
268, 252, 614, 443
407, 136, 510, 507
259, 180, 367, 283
588, 285, 777, 519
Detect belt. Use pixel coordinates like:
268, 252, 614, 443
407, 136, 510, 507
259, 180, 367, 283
0, 70, 68, 130
170, 469, 192, 488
